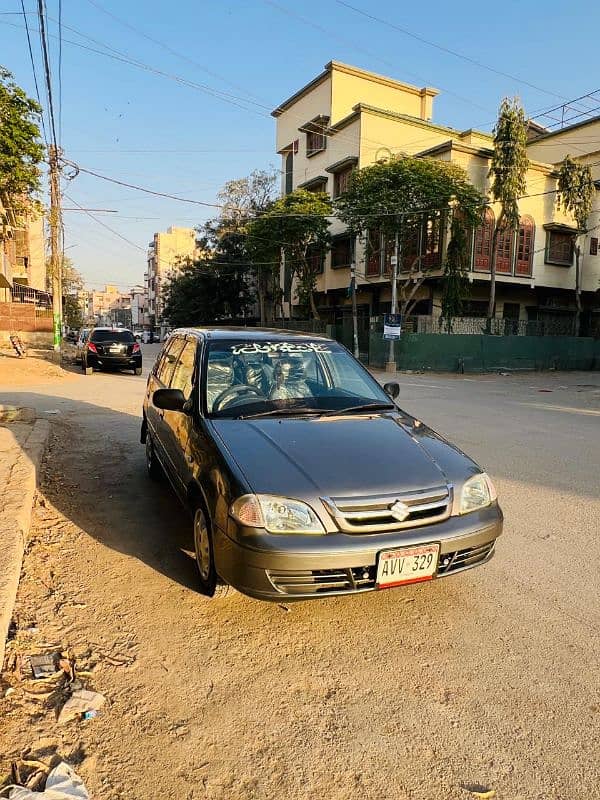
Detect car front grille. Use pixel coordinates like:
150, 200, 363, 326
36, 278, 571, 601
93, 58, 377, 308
266, 541, 495, 596
322, 486, 452, 533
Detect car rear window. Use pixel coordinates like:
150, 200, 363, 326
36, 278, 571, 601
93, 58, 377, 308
91, 330, 135, 343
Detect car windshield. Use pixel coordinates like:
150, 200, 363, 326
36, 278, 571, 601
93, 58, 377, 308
205, 338, 392, 418
91, 330, 135, 343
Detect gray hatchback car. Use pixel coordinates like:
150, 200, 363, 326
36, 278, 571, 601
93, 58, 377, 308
142, 328, 503, 601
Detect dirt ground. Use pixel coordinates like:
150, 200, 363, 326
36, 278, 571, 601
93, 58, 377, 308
0, 352, 73, 388
1, 356, 599, 799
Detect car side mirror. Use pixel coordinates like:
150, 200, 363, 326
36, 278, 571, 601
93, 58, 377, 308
153, 388, 187, 412
383, 381, 400, 400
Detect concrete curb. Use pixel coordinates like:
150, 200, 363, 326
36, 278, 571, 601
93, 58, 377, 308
0, 417, 51, 666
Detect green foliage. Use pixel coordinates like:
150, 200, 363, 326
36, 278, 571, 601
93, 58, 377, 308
0, 66, 44, 219
163, 260, 252, 327
64, 294, 83, 328
246, 189, 332, 319
556, 155, 594, 232
336, 156, 483, 236
440, 217, 470, 332
489, 97, 529, 230
486, 97, 529, 320
336, 156, 483, 315
202, 169, 278, 324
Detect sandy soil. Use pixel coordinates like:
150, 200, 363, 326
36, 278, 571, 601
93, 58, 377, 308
0, 364, 598, 799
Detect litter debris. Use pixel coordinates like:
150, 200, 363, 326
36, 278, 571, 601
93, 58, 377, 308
57, 689, 105, 724
29, 655, 58, 680
537, 389, 553, 393
7, 761, 89, 799
469, 792, 496, 799
277, 604, 290, 612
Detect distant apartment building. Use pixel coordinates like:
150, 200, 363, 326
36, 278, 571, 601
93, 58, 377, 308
273, 61, 600, 333
86, 284, 127, 325
146, 226, 199, 326
129, 285, 148, 328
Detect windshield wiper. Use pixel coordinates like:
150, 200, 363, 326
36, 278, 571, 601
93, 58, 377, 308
238, 404, 323, 420
321, 402, 396, 416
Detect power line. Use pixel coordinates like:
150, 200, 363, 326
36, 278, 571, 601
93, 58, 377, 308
264, 0, 492, 114
334, 0, 567, 101
19, 0, 48, 144
84, 0, 269, 106
65, 162, 226, 209
58, 0, 63, 141
36, 0, 59, 149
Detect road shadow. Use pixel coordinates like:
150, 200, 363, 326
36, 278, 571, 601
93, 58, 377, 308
0, 388, 200, 593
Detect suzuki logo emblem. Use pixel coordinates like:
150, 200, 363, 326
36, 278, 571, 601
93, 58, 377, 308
390, 500, 410, 522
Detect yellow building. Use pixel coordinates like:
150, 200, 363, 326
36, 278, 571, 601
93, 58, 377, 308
273, 61, 600, 332
87, 284, 128, 324
146, 226, 199, 326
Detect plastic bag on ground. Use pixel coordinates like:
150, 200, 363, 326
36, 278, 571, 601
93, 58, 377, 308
8, 762, 89, 799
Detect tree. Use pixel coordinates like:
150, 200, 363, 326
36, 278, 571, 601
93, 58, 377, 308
46, 255, 84, 328
336, 156, 484, 317
0, 67, 44, 226
487, 97, 529, 320
246, 189, 332, 320
440, 217, 470, 332
556, 155, 594, 336
163, 259, 252, 327
204, 168, 278, 324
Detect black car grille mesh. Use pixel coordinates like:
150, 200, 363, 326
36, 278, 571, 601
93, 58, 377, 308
266, 541, 495, 596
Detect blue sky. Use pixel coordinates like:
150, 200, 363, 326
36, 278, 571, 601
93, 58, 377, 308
1, 0, 599, 289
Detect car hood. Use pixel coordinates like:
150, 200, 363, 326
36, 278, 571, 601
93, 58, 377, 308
210, 412, 474, 498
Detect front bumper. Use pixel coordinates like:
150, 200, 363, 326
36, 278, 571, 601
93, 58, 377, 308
215, 504, 503, 601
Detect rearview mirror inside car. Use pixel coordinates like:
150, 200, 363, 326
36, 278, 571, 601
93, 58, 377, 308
383, 381, 400, 400
153, 388, 187, 412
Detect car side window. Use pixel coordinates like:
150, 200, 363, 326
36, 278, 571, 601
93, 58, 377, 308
169, 339, 197, 400
156, 337, 185, 386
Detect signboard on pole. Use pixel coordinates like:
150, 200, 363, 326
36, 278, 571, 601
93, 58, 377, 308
383, 313, 402, 340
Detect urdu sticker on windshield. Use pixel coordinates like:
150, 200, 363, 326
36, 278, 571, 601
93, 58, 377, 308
230, 341, 332, 355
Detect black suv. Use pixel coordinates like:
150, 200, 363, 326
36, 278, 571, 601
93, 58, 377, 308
82, 327, 142, 375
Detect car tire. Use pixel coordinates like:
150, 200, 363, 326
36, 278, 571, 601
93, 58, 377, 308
145, 432, 163, 481
193, 504, 229, 598
134, 367, 143, 376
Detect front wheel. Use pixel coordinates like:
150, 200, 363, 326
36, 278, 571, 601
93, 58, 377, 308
134, 366, 142, 376
193, 505, 229, 598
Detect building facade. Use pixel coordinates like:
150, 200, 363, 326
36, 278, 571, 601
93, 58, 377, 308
0, 203, 46, 294
146, 226, 199, 328
273, 61, 600, 333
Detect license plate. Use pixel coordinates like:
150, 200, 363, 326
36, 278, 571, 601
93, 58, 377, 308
376, 543, 439, 588
109, 345, 122, 353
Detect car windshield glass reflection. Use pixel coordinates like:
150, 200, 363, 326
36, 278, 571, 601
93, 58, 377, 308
205, 339, 391, 417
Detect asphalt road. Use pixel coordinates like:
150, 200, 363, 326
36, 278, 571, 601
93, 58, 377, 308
1, 346, 599, 800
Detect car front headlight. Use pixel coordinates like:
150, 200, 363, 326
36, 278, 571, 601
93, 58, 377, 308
230, 494, 325, 534
458, 473, 497, 514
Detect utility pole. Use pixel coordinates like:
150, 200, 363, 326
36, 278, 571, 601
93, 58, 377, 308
387, 229, 399, 370
49, 144, 62, 351
350, 236, 359, 359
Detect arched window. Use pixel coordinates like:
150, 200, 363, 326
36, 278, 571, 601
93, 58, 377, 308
473, 208, 494, 271
516, 215, 535, 276
495, 222, 515, 274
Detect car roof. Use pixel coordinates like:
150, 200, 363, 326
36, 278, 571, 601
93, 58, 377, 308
171, 326, 334, 342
